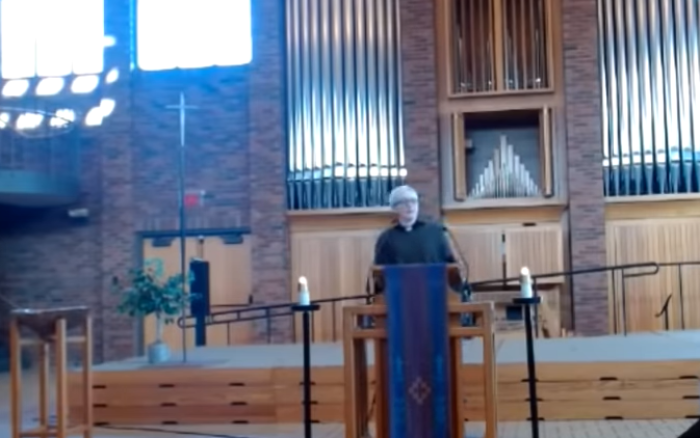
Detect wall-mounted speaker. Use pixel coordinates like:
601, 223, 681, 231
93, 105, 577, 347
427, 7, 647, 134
189, 259, 211, 317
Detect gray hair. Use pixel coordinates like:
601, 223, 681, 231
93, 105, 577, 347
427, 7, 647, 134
389, 185, 418, 207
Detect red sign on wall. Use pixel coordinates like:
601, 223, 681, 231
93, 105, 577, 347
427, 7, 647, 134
184, 190, 206, 208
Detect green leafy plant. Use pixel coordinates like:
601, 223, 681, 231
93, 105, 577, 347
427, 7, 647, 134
112, 259, 197, 343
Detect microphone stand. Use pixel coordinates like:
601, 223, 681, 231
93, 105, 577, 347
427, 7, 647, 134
444, 224, 472, 299
443, 224, 476, 330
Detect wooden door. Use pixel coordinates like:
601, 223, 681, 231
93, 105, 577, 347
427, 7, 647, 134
141, 234, 253, 350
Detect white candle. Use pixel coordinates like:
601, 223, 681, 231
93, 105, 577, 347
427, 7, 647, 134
520, 267, 533, 299
298, 276, 310, 306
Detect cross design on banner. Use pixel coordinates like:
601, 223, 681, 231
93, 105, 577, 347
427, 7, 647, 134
408, 376, 432, 405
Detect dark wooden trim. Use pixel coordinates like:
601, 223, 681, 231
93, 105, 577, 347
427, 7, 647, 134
136, 227, 251, 239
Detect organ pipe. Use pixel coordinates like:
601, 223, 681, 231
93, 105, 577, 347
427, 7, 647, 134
451, 107, 552, 201
599, 0, 700, 196
469, 135, 542, 199
448, 0, 552, 96
286, 0, 405, 210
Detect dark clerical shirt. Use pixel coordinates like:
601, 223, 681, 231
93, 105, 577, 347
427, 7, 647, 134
374, 220, 456, 265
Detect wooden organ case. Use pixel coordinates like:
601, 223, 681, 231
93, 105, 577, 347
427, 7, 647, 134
437, 0, 567, 335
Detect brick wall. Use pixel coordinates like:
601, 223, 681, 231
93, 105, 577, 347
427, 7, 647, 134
562, 0, 608, 335
0, 0, 291, 361
97, 0, 136, 361
400, 0, 441, 220
0, 149, 105, 356
247, 0, 291, 341
0, 0, 611, 362
129, 68, 250, 231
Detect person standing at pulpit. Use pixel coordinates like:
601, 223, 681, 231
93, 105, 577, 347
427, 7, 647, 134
373, 185, 456, 266
369, 185, 473, 326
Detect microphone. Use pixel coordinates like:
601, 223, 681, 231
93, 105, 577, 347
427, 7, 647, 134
443, 222, 473, 301
443, 223, 470, 281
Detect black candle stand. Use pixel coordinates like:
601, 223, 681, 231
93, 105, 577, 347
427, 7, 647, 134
291, 303, 321, 438
513, 296, 542, 438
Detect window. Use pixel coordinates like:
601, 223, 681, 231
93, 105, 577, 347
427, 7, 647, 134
0, 0, 105, 79
136, 0, 253, 71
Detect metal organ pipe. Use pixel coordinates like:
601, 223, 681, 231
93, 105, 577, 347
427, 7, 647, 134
599, 0, 700, 196
286, 0, 405, 210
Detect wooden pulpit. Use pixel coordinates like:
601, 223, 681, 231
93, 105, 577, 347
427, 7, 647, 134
343, 264, 497, 438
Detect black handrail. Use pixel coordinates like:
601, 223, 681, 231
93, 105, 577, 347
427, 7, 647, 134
469, 262, 660, 336
653, 261, 700, 331
655, 294, 674, 330
610, 262, 660, 335
176, 260, 700, 344
178, 294, 372, 344
469, 261, 658, 288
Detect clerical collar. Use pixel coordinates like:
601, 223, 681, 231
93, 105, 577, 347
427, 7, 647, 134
394, 220, 424, 232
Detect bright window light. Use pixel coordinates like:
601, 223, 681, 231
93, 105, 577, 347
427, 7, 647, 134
84, 106, 103, 126
84, 99, 116, 127
99, 98, 116, 117
137, 0, 252, 71
105, 68, 119, 84
71, 75, 100, 94
36, 78, 65, 96
51, 109, 75, 128
2, 80, 30, 97
1, 0, 105, 79
16, 113, 43, 130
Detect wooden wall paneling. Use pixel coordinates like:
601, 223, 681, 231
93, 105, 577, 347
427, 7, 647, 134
607, 219, 700, 333
447, 222, 564, 284
680, 266, 700, 329
605, 197, 700, 221
448, 225, 503, 282
609, 222, 671, 333
503, 224, 563, 335
333, 233, 376, 341
290, 229, 379, 343
444, 206, 564, 225
504, 225, 563, 282
205, 237, 253, 345
290, 232, 324, 342
666, 222, 700, 329
142, 238, 199, 350
312, 234, 338, 342
606, 223, 623, 334
654, 221, 700, 330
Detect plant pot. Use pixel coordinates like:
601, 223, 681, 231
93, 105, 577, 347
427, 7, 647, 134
147, 340, 170, 364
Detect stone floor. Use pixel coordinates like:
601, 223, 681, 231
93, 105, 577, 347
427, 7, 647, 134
0, 371, 693, 438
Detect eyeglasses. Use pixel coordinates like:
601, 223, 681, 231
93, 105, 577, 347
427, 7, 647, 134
393, 198, 418, 208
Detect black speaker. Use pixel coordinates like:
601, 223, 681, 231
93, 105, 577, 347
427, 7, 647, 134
189, 259, 211, 317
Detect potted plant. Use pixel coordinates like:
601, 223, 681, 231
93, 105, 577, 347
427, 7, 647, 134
112, 260, 196, 364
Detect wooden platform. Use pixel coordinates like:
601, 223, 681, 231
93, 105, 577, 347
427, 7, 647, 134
68, 331, 700, 425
